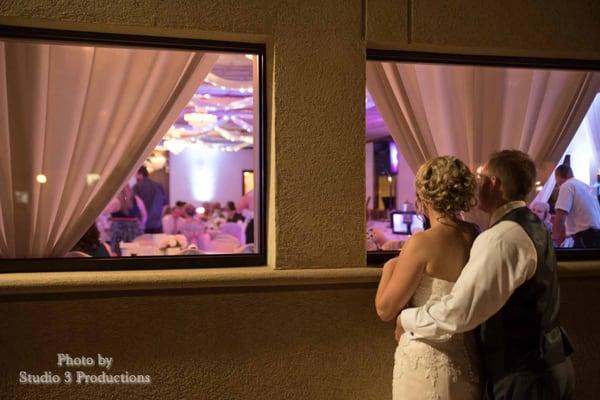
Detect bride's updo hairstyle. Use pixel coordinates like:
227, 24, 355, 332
415, 156, 477, 219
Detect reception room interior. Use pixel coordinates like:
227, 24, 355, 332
1, 1, 600, 399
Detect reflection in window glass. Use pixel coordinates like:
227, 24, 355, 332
365, 61, 600, 251
0, 37, 261, 259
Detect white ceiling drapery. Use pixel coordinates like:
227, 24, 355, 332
366, 62, 600, 185
0, 40, 217, 258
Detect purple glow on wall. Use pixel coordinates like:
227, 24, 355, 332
389, 141, 399, 174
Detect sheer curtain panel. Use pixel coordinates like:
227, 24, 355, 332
0, 40, 217, 257
366, 62, 600, 182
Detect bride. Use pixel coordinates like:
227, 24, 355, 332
375, 156, 482, 400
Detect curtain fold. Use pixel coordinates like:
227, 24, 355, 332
0, 40, 217, 258
366, 62, 600, 187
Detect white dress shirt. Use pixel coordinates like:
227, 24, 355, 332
399, 201, 538, 341
555, 178, 600, 236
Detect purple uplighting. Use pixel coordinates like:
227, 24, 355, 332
389, 141, 399, 174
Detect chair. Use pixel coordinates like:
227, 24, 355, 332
178, 245, 204, 255
234, 243, 255, 254
64, 251, 91, 258
381, 240, 404, 251
179, 221, 208, 250
219, 222, 245, 244
206, 233, 241, 253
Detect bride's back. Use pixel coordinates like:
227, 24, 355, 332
418, 220, 478, 283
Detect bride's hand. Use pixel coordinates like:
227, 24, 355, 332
394, 319, 405, 341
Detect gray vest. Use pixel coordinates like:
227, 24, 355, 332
477, 207, 573, 381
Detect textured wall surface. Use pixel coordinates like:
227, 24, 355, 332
1, 1, 600, 400
0, 0, 272, 36
1, 278, 599, 399
0, 284, 394, 400
557, 276, 600, 399
368, 0, 600, 58
271, 0, 366, 268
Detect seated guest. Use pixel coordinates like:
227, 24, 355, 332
366, 226, 387, 251
104, 185, 147, 255
162, 201, 186, 234
178, 204, 209, 249
212, 202, 224, 219
531, 202, 553, 232
199, 201, 213, 222
226, 200, 245, 222
71, 224, 114, 257
553, 164, 600, 248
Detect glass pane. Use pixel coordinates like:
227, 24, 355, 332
0, 37, 262, 259
366, 61, 600, 252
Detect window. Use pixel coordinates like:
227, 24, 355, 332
366, 50, 600, 263
0, 26, 266, 272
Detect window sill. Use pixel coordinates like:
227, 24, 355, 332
0, 266, 382, 295
1, 260, 598, 296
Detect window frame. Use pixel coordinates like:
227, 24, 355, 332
0, 25, 268, 272
366, 48, 600, 264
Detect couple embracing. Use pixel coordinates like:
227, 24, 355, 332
376, 150, 574, 400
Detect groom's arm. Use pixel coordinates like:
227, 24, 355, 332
398, 222, 537, 341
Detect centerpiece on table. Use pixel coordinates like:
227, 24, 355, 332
158, 234, 188, 255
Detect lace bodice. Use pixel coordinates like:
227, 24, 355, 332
409, 274, 455, 307
393, 274, 481, 400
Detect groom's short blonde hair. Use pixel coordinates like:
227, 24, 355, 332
487, 150, 536, 201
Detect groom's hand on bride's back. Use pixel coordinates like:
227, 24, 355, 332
395, 320, 405, 341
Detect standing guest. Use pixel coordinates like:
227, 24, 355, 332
553, 164, 600, 248
133, 166, 167, 233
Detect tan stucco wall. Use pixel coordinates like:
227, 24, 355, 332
0, 1, 600, 399
1, 275, 600, 399
0, 284, 394, 400
368, 0, 600, 58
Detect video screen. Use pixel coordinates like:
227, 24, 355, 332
391, 211, 423, 235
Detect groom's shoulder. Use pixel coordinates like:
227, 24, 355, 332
478, 220, 529, 245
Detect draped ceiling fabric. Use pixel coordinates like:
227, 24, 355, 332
366, 62, 600, 186
0, 40, 217, 258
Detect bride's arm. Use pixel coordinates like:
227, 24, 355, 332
375, 234, 427, 321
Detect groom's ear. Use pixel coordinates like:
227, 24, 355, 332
490, 175, 503, 194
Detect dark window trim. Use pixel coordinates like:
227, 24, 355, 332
366, 48, 600, 265
0, 25, 268, 273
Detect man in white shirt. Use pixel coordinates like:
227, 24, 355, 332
396, 150, 574, 399
552, 164, 600, 248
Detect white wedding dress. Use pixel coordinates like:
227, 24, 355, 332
393, 275, 482, 400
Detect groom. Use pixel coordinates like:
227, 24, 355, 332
395, 150, 574, 399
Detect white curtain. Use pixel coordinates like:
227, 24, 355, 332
366, 62, 600, 184
587, 94, 600, 180
0, 40, 217, 258
533, 93, 600, 204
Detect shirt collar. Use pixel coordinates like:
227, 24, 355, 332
489, 200, 527, 226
